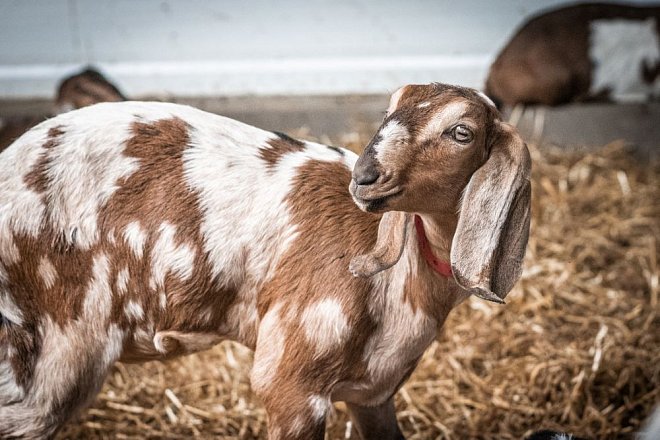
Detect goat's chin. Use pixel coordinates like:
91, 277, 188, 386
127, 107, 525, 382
351, 194, 391, 213
349, 183, 402, 213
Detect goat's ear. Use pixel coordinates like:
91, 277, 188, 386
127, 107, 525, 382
350, 211, 411, 278
450, 122, 531, 303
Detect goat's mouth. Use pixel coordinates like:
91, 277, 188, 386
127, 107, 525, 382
349, 180, 402, 212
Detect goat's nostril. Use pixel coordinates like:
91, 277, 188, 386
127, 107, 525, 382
354, 168, 380, 185
353, 154, 381, 186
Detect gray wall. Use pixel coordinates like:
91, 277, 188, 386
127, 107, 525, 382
0, 0, 657, 98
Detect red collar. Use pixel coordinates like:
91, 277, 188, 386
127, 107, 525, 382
414, 215, 453, 278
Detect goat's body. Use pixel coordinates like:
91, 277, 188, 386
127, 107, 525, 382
0, 101, 463, 438
485, 3, 660, 106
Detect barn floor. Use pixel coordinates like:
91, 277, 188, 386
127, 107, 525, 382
45, 126, 658, 439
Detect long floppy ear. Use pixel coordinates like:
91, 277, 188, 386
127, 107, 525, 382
451, 122, 531, 303
349, 211, 411, 278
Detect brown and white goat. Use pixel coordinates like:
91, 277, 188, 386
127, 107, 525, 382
0, 83, 530, 439
485, 3, 660, 106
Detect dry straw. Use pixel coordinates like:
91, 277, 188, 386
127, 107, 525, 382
57, 137, 659, 439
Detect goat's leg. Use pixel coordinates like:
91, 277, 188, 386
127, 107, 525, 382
346, 397, 405, 440
255, 386, 330, 440
0, 318, 123, 439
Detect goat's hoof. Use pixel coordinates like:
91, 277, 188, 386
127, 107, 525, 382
349, 255, 381, 278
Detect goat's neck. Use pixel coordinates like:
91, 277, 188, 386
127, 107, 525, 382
414, 212, 457, 263
372, 211, 464, 327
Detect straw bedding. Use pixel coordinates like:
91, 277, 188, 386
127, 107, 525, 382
56, 137, 659, 439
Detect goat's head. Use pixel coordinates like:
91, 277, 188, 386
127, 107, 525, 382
349, 83, 531, 303
54, 67, 126, 114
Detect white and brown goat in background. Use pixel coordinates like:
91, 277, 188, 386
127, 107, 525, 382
0, 83, 530, 439
485, 2, 660, 107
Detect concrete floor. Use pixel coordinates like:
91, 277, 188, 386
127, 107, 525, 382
1, 96, 658, 157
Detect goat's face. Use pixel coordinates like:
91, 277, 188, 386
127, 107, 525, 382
350, 83, 498, 214
350, 83, 531, 303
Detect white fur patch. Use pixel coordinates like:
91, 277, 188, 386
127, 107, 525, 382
83, 253, 112, 320
124, 300, 144, 321
640, 406, 660, 440
387, 86, 407, 115
0, 360, 24, 405
590, 18, 660, 101
0, 102, 217, 260
103, 324, 125, 366
149, 222, 195, 289
183, 119, 343, 304
0, 124, 51, 243
374, 119, 410, 164
107, 228, 117, 246
418, 101, 431, 108
38, 256, 57, 289
331, 228, 438, 406
418, 101, 469, 144
123, 221, 147, 259
0, 235, 20, 266
250, 303, 285, 392
24, 315, 125, 420
159, 292, 167, 309
116, 266, 130, 295
0, 291, 23, 325
33, 119, 140, 250
475, 90, 496, 108
301, 298, 349, 355
289, 415, 306, 436
308, 395, 330, 420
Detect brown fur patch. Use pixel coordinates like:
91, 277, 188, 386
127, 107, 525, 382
484, 4, 660, 105
255, 159, 381, 433
5, 117, 242, 365
96, 117, 239, 359
3, 318, 40, 391
402, 255, 455, 320
258, 132, 305, 169
23, 126, 66, 194
55, 68, 125, 110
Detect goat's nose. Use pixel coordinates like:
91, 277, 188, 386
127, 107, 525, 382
353, 161, 380, 185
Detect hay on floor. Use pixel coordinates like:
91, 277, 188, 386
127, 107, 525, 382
56, 138, 659, 439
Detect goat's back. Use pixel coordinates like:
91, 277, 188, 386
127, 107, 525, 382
0, 101, 361, 352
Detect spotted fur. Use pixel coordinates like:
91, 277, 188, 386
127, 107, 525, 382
0, 84, 530, 439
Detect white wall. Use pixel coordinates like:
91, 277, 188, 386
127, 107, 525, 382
0, 0, 657, 98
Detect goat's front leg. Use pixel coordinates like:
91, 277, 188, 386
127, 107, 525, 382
346, 398, 404, 440
254, 383, 330, 440
251, 326, 330, 439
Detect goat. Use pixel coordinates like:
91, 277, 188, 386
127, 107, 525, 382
485, 3, 660, 107
0, 83, 531, 439
0, 67, 125, 152
54, 67, 126, 114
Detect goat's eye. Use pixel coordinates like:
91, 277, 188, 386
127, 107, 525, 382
450, 125, 473, 143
